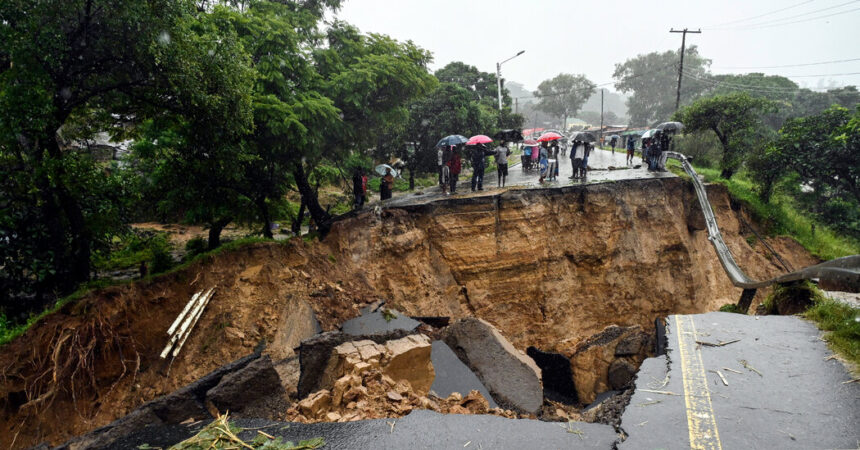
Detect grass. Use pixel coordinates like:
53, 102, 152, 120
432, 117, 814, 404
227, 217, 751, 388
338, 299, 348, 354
672, 159, 860, 260
165, 413, 324, 449
805, 296, 860, 373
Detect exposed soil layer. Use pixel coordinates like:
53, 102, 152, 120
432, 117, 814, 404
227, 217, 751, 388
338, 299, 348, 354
0, 178, 817, 447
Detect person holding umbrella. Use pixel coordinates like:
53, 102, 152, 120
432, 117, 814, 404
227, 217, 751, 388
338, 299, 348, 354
610, 136, 618, 154
381, 168, 394, 200
626, 137, 636, 165
470, 143, 494, 191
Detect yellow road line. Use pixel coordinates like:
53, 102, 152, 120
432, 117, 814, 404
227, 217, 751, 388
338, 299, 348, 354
674, 315, 722, 450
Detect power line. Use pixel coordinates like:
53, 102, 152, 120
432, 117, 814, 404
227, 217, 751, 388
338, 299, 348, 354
704, 0, 814, 28
783, 72, 860, 77
514, 64, 677, 101
713, 57, 860, 70
682, 70, 837, 94
714, 3, 860, 30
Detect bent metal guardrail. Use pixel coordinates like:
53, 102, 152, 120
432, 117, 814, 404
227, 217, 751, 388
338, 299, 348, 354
667, 152, 860, 290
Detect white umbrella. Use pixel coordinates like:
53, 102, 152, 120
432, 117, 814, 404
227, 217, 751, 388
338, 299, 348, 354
375, 164, 398, 177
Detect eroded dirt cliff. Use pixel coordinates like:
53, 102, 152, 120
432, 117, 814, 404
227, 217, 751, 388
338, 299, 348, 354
0, 177, 817, 447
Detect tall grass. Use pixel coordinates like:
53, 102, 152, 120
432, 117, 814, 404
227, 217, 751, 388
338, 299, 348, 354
805, 297, 860, 372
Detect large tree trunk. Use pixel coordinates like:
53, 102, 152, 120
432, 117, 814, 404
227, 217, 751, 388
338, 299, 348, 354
44, 126, 92, 289
207, 216, 232, 250
293, 162, 332, 235
256, 198, 273, 239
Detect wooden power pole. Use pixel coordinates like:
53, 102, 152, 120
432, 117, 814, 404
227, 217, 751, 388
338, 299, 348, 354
599, 88, 604, 147
670, 28, 701, 111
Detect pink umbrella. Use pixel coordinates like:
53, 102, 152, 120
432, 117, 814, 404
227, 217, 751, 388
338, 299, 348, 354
522, 139, 539, 146
466, 135, 493, 145
537, 131, 562, 142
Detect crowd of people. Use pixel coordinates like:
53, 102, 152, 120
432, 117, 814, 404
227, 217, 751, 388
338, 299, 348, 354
352, 129, 675, 207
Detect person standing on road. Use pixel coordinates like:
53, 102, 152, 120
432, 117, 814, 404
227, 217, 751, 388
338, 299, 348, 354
610, 136, 617, 154
494, 141, 510, 187
447, 146, 462, 194
626, 137, 635, 165
538, 142, 549, 183
583, 143, 593, 177
658, 132, 671, 172
470, 143, 492, 191
570, 140, 585, 179
437, 146, 445, 185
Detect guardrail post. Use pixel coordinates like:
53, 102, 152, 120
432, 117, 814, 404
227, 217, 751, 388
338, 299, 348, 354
737, 288, 757, 314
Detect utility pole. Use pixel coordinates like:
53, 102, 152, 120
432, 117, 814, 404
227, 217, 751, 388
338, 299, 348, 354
599, 88, 604, 148
496, 50, 525, 111
670, 28, 701, 111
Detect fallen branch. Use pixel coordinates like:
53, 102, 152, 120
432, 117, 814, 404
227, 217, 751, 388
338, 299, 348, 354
696, 339, 740, 348
708, 370, 729, 386
638, 389, 680, 396
739, 359, 763, 377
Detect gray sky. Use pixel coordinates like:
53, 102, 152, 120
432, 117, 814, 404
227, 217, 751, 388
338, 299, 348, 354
334, 0, 860, 94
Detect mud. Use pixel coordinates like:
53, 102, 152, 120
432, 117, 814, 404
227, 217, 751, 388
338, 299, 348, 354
0, 177, 818, 447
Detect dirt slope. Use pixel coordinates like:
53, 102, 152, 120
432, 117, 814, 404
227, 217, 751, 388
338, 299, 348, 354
0, 177, 817, 447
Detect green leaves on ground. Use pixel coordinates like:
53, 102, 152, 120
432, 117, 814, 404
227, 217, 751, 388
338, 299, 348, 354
166, 414, 325, 450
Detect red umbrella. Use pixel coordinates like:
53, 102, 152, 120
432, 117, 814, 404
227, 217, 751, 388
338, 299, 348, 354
522, 139, 539, 146
466, 135, 493, 145
537, 131, 562, 142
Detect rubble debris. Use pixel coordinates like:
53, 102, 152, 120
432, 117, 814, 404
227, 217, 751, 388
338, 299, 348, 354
296, 329, 413, 398
566, 325, 652, 404
442, 318, 543, 414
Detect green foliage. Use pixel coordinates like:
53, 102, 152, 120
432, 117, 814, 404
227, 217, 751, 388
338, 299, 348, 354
804, 297, 860, 370
693, 167, 860, 260
674, 92, 777, 178
381, 308, 398, 322
719, 303, 743, 314
533, 73, 596, 128
168, 413, 325, 449
94, 231, 174, 273
762, 280, 827, 315
613, 46, 711, 126
185, 238, 209, 260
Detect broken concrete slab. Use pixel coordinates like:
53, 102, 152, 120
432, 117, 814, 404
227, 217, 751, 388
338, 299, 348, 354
526, 346, 578, 405
441, 318, 542, 414
383, 335, 435, 395
429, 341, 498, 408
566, 325, 651, 404
205, 355, 288, 418
60, 353, 261, 449
106, 409, 618, 450
340, 308, 420, 335
297, 329, 413, 398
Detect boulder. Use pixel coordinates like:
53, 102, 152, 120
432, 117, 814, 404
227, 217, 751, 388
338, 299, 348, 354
383, 335, 434, 395
270, 298, 321, 359
607, 359, 637, 390
441, 318, 542, 414
567, 325, 651, 404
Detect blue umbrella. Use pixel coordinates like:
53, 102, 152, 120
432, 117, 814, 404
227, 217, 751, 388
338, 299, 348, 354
436, 135, 468, 148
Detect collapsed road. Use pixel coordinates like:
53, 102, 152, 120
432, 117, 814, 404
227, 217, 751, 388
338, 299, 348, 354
1, 152, 858, 449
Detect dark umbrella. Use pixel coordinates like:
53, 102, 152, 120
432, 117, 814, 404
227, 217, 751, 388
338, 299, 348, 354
570, 131, 597, 143
436, 135, 468, 148
656, 122, 684, 133
493, 129, 524, 143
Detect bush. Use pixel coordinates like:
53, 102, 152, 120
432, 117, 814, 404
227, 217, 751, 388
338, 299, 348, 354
719, 303, 743, 314
762, 280, 827, 315
184, 237, 208, 260
673, 131, 723, 168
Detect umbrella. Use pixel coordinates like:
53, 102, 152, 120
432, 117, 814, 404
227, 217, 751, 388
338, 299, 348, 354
569, 131, 597, 143
656, 121, 684, 133
522, 139, 539, 146
609, 134, 621, 140
466, 135, 493, 145
493, 129, 523, 143
537, 131, 563, 142
436, 135, 468, 148
374, 164, 398, 177
641, 129, 660, 139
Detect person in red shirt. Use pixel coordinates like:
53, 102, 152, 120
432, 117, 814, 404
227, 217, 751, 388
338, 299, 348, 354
446, 146, 462, 194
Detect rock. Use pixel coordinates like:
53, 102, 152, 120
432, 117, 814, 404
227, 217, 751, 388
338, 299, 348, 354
296, 329, 413, 398
614, 333, 645, 356
607, 359, 636, 390
383, 335, 434, 395
270, 298, 321, 359
299, 390, 331, 419
325, 411, 342, 422
567, 326, 650, 404
224, 327, 245, 341
273, 356, 300, 399
461, 390, 490, 414
205, 355, 287, 417
442, 318, 542, 414
387, 391, 403, 402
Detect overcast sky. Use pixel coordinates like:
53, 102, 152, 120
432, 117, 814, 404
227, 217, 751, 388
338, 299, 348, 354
333, 0, 860, 94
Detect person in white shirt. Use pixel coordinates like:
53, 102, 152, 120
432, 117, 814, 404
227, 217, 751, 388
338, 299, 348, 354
494, 141, 510, 187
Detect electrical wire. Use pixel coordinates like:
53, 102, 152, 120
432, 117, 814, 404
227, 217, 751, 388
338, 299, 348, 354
712, 2, 860, 31
515, 63, 677, 101
703, 0, 814, 28
713, 57, 860, 70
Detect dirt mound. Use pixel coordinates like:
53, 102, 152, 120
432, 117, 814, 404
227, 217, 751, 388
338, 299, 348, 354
0, 178, 818, 448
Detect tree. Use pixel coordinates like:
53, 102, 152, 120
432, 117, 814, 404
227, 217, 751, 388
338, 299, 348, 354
614, 46, 711, 126
532, 74, 595, 129
436, 62, 508, 109
674, 93, 776, 179
0, 0, 252, 309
